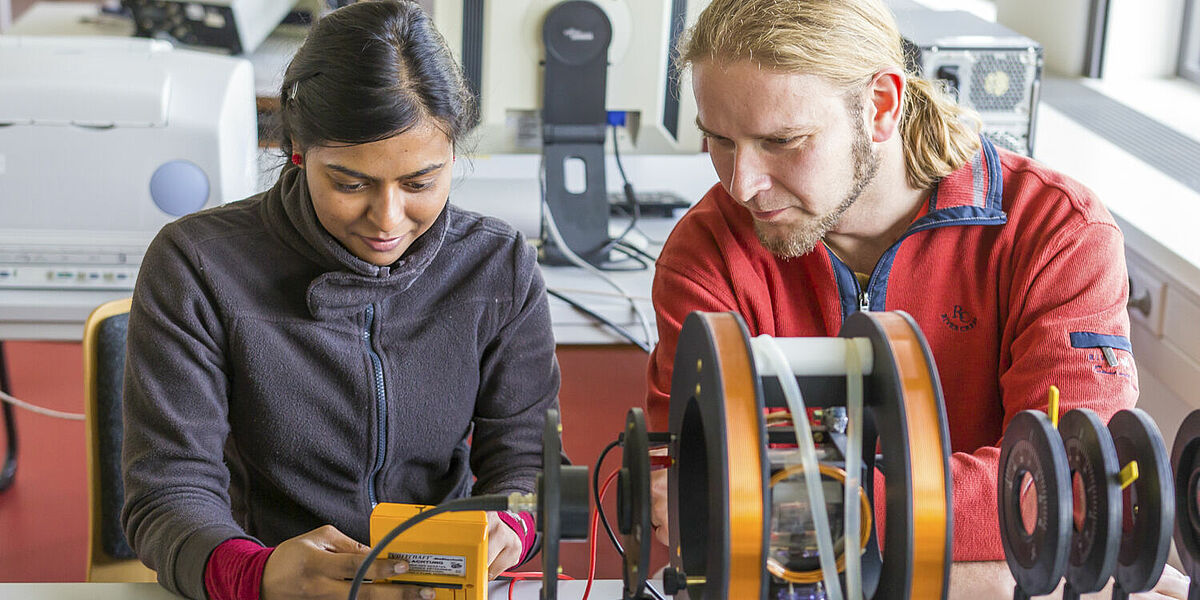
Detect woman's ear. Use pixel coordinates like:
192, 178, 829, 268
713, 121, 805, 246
290, 138, 304, 168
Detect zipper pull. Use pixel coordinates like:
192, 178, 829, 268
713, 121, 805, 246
858, 290, 870, 312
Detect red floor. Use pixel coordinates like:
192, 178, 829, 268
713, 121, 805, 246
0, 340, 89, 582
0, 342, 663, 583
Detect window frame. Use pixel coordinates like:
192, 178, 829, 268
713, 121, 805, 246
1182, 0, 1200, 84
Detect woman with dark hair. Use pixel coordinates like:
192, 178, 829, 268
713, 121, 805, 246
119, 2, 557, 598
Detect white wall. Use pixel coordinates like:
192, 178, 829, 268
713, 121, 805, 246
1126, 247, 1200, 446
995, 0, 1091, 76
995, 0, 1189, 77
1104, 0, 1188, 78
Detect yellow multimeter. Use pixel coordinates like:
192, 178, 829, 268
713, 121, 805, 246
368, 503, 489, 600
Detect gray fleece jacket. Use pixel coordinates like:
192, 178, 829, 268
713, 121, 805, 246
121, 164, 560, 599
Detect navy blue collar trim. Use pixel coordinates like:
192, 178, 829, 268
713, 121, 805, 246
919, 137, 1007, 231
907, 205, 1008, 235
980, 137, 1004, 211
826, 246, 862, 320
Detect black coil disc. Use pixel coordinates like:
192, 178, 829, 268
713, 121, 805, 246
1059, 408, 1121, 595
539, 409, 564, 600
1171, 410, 1200, 597
538, 409, 590, 600
619, 408, 653, 600
1108, 408, 1174, 595
999, 410, 1072, 597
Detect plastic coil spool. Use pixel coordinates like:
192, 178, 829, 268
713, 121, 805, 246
1108, 409, 1174, 600
999, 409, 1072, 600
538, 408, 590, 600
1059, 408, 1121, 600
663, 310, 953, 600
1170, 409, 1200, 600
618, 407, 654, 600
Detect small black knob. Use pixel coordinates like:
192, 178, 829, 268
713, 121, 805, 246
1127, 277, 1153, 317
661, 566, 688, 595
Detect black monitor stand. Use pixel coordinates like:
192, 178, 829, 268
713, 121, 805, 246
539, 1, 613, 267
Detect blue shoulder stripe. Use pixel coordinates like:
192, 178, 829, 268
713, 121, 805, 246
1069, 332, 1133, 353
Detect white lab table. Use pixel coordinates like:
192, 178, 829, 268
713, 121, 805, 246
0, 580, 628, 599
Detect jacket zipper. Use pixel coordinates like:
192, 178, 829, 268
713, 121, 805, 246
844, 221, 945, 316
830, 251, 873, 316
835, 148, 1007, 318
362, 304, 387, 507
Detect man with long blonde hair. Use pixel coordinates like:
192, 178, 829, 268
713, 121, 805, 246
646, 0, 1187, 596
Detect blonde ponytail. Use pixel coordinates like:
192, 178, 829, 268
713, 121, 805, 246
900, 78, 982, 189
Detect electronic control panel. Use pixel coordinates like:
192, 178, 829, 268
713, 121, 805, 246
0, 243, 143, 291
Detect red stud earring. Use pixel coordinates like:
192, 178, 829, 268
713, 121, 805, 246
291, 153, 302, 166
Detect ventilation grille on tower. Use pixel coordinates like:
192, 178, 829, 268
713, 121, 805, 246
969, 53, 1030, 112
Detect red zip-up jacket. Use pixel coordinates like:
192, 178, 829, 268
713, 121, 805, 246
646, 139, 1137, 560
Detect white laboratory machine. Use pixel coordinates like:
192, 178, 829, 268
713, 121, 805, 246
124, 0, 299, 55
0, 36, 259, 293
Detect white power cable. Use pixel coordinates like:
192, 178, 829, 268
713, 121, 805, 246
754, 335, 844, 600
538, 158, 656, 349
844, 338, 865, 600
0, 390, 85, 421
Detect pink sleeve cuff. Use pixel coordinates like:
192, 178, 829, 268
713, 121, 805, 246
496, 510, 537, 564
203, 538, 275, 600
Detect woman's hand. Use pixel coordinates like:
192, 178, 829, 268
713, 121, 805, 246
260, 524, 435, 600
485, 511, 525, 579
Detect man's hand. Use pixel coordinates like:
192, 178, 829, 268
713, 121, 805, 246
949, 560, 1190, 600
948, 561, 1012, 599
261, 524, 435, 600
1135, 565, 1192, 598
485, 511, 525, 579
650, 448, 670, 546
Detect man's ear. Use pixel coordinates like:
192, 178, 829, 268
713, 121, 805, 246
866, 68, 906, 143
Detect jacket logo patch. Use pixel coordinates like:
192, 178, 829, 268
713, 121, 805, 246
1088, 351, 1135, 380
940, 305, 977, 332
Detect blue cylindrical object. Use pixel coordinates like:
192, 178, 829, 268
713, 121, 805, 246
149, 160, 210, 216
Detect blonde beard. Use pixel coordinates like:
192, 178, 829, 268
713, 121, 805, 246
756, 100, 880, 259
754, 205, 846, 259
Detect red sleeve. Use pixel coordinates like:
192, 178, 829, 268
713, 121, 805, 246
204, 538, 275, 600
646, 260, 740, 432
951, 219, 1137, 560
518, 512, 536, 561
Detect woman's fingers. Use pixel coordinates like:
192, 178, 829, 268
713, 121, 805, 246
262, 524, 417, 600
486, 511, 524, 579
302, 524, 408, 581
